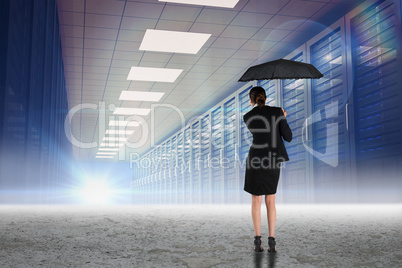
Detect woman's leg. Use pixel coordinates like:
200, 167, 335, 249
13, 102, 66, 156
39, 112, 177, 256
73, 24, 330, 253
265, 194, 276, 238
251, 194, 262, 236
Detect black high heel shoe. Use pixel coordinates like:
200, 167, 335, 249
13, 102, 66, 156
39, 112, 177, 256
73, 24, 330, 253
268, 237, 277, 253
254, 236, 264, 252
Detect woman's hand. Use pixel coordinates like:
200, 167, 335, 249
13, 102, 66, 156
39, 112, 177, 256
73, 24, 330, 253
281, 107, 287, 117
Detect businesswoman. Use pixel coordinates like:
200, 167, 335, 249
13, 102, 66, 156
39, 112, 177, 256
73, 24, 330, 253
243, 86, 292, 253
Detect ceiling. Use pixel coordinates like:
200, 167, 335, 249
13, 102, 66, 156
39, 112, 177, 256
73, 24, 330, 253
57, 0, 365, 161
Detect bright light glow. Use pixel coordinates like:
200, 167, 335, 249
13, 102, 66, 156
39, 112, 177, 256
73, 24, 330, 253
80, 180, 111, 204
95, 155, 114, 158
140, 29, 211, 54
106, 129, 134, 135
158, 0, 239, 8
97, 152, 117, 155
119, 90, 164, 102
98, 148, 119, 151
113, 107, 151, 115
127, 67, 182, 83
103, 137, 126, 141
109, 120, 140, 127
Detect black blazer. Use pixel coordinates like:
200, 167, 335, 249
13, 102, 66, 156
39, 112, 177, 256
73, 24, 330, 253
243, 105, 292, 162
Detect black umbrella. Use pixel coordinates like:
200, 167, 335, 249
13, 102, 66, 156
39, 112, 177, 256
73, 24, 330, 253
238, 58, 323, 82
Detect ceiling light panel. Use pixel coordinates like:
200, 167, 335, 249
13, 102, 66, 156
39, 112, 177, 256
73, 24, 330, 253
95, 155, 114, 158
97, 152, 117, 155
119, 90, 164, 102
127, 67, 183, 82
139, 29, 211, 54
100, 143, 124, 147
158, 0, 239, 8
106, 129, 135, 135
109, 120, 141, 127
103, 137, 127, 141
113, 107, 151, 115
98, 148, 120, 151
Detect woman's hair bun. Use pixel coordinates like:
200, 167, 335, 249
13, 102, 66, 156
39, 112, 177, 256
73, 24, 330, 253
249, 86, 266, 107
256, 93, 265, 105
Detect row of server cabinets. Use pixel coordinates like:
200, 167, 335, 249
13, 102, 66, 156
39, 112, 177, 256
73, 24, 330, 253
0, 0, 72, 203
131, 0, 402, 204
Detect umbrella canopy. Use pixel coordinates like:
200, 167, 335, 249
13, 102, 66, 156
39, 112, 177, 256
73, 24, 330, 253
238, 58, 324, 82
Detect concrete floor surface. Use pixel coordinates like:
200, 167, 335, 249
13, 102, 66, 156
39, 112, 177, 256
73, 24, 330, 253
0, 204, 401, 267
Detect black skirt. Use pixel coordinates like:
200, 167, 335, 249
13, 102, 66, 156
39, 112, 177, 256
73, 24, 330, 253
243, 148, 281, 196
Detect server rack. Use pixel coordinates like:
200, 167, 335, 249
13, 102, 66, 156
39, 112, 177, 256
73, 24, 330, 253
183, 126, 191, 203
191, 121, 201, 204
307, 18, 353, 202
161, 142, 167, 204
131, 165, 136, 204
223, 97, 237, 203
142, 157, 146, 204
136, 156, 142, 204
177, 131, 184, 204
146, 159, 149, 205
200, 114, 212, 204
166, 139, 172, 204
238, 85, 253, 203
158, 144, 163, 203
145, 151, 150, 204
155, 146, 160, 204
281, 48, 313, 203
146, 150, 151, 204
346, 0, 402, 198
0, 0, 72, 203
152, 150, 157, 204
156, 147, 160, 204
158, 143, 161, 203
164, 142, 168, 203
171, 135, 178, 204
211, 106, 223, 203
259, 80, 277, 107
